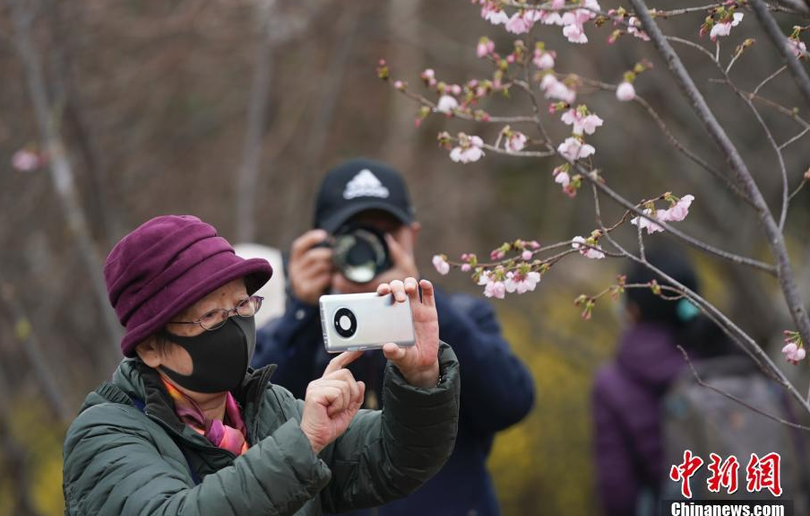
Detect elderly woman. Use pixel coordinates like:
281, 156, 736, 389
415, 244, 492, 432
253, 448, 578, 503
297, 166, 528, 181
62, 215, 460, 516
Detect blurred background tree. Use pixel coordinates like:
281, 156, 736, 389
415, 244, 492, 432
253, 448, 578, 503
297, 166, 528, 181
0, 0, 809, 515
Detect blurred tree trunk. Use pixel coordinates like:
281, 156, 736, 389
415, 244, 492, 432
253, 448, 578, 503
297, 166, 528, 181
47, 0, 124, 246
381, 0, 421, 173
9, 0, 122, 361
235, 0, 276, 244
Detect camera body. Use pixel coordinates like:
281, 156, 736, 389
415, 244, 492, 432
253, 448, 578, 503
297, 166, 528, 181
319, 292, 416, 353
318, 224, 392, 284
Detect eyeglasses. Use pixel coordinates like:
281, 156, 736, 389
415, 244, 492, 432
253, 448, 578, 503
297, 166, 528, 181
169, 296, 263, 331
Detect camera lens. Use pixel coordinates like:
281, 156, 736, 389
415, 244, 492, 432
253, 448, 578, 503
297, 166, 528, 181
334, 308, 357, 338
332, 225, 391, 283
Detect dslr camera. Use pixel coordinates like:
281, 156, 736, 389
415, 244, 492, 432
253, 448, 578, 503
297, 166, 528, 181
318, 224, 392, 284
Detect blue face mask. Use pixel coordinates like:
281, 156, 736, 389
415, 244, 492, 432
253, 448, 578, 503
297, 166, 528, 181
158, 316, 256, 394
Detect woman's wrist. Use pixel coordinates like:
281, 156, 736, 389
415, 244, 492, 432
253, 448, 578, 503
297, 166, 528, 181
400, 361, 440, 389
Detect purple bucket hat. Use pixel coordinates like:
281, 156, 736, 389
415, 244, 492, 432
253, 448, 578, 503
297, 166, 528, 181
104, 215, 273, 357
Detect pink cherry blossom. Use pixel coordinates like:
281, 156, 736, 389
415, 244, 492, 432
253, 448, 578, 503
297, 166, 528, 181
616, 81, 636, 101
627, 17, 650, 41
561, 109, 603, 135
505, 131, 527, 152
533, 49, 556, 70
505, 271, 541, 294
521, 250, 533, 261
782, 342, 807, 365
540, 0, 565, 25
562, 23, 588, 44
540, 74, 576, 103
505, 11, 537, 35
554, 170, 571, 188
789, 38, 807, 58
484, 280, 506, 299
478, 271, 506, 299
631, 209, 665, 234
709, 12, 743, 41
477, 37, 495, 58
12, 150, 41, 172
437, 95, 459, 114
572, 236, 605, 259
659, 195, 694, 222
432, 255, 450, 275
461, 263, 471, 272
449, 134, 485, 163
482, 4, 510, 26
421, 69, 437, 87
558, 137, 595, 161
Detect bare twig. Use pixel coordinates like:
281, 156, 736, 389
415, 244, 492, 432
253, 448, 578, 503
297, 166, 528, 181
677, 346, 810, 432
751, 0, 810, 112
753, 66, 787, 96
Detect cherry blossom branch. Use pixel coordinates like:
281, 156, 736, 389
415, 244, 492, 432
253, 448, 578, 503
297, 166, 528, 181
590, 183, 810, 416
507, 71, 778, 274
631, 0, 810, 389
677, 346, 810, 432
395, 85, 538, 124
751, 0, 810, 111
579, 73, 753, 204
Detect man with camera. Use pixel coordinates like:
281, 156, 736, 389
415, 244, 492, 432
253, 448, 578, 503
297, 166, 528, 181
252, 158, 535, 516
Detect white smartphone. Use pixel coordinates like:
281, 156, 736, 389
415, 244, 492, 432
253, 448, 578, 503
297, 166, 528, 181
319, 292, 416, 353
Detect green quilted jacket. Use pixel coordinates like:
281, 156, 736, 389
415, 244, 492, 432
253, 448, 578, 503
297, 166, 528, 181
63, 343, 460, 516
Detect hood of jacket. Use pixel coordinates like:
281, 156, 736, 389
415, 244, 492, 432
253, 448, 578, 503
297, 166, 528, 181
615, 322, 686, 391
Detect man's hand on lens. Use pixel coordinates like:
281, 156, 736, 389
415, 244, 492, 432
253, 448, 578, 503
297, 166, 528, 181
332, 231, 419, 294
289, 230, 333, 306
300, 350, 365, 454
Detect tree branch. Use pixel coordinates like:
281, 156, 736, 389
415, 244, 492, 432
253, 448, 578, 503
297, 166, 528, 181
631, 0, 810, 401
751, 0, 810, 111
677, 346, 810, 432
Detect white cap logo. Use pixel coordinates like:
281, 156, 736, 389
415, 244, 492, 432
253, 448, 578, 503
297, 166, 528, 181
343, 169, 390, 200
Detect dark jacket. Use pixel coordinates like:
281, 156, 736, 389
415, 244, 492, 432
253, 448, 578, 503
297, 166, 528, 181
592, 323, 687, 516
252, 287, 535, 516
62, 344, 460, 516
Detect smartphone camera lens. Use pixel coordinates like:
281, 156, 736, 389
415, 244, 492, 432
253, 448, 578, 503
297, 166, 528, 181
334, 308, 357, 338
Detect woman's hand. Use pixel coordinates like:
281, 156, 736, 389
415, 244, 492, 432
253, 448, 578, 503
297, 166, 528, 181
300, 350, 365, 454
378, 278, 440, 389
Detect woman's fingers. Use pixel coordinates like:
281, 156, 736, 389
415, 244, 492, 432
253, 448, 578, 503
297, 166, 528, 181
323, 350, 363, 376
389, 280, 406, 302
419, 279, 435, 308
382, 342, 407, 362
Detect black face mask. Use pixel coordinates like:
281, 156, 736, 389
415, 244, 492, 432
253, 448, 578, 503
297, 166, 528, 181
158, 316, 256, 394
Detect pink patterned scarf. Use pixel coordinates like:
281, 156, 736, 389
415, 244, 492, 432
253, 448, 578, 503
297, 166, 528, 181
161, 377, 249, 456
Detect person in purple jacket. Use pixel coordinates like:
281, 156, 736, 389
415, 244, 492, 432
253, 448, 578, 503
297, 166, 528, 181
592, 249, 700, 516
252, 158, 535, 516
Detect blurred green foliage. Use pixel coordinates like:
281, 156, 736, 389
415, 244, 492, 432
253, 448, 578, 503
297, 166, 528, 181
488, 272, 620, 516
1, 397, 65, 516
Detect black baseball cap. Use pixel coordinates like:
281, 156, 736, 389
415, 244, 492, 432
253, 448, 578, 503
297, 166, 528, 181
314, 158, 416, 233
